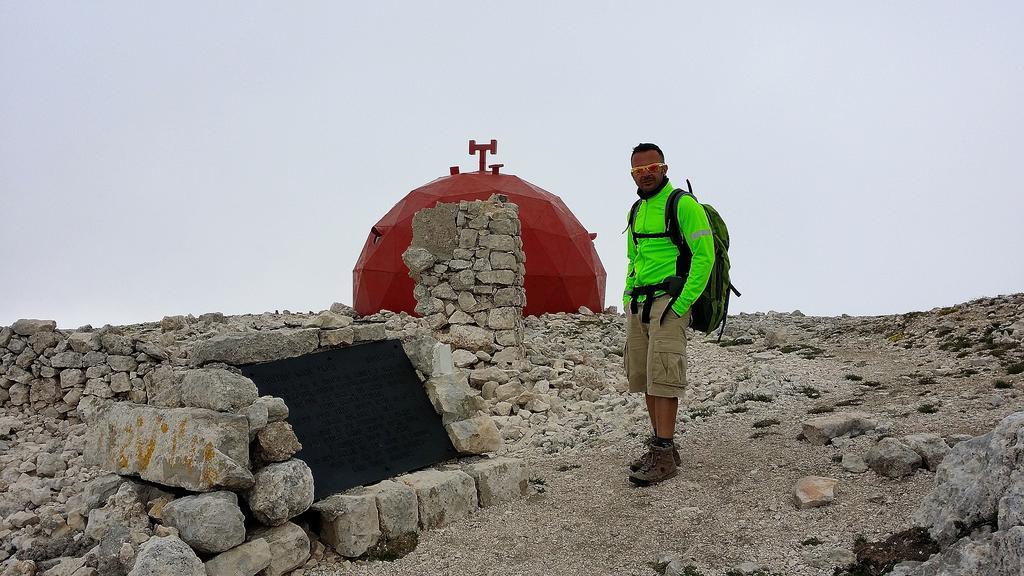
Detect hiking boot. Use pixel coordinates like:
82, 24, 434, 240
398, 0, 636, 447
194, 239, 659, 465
629, 437, 681, 472
629, 443, 678, 486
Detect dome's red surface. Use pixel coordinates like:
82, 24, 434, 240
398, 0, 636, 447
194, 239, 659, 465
353, 172, 606, 317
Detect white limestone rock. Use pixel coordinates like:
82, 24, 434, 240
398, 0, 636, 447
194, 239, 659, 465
255, 396, 289, 422
180, 368, 258, 412
127, 535, 204, 576
203, 538, 272, 576
254, 421, 302, 463
400, 469, 478, 530
914, 412, 1024, 546
189, 329, 319, 366
793, 476, 838, 509
160, 491, 246, 554
801, 412, 878, 445
446, 415, 503, 454
314, 490, 381, 558
11, 319, 56, 337
424, 372, 483, 424
247, 522, 310, 576
903, 432, 951, 472
866, 437, 923, 478
363, 480, 418, 538
445, 325, 495, 352
244, 459, 314, 526
67, 332, 102, 353
84, 402, 253, 491
462, 457, 527, 507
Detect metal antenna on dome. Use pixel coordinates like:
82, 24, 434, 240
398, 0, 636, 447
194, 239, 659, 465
469, 139, 498, 173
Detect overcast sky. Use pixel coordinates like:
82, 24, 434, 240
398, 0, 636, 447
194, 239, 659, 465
2, 2, 1022, 329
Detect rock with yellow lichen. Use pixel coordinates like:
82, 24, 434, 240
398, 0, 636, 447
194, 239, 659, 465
84, 402, 253, 492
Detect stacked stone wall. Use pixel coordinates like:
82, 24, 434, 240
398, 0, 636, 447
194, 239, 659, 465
0, 306, 524, 574
0, 312, 387, 421
402, 194, 527, 368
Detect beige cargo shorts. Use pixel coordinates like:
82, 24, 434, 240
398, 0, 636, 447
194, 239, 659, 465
623, 295, 690, 398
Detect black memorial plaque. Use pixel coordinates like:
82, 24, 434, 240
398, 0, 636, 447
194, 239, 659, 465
240, 339, 458, 499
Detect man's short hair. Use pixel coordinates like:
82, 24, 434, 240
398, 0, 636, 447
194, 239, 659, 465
631, 143, 664, 162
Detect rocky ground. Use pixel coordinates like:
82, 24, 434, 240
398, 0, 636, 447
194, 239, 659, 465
309, 293, 1024, 576
2, 293, 1022, 576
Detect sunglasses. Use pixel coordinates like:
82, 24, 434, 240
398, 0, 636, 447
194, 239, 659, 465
630, 162, 666, 176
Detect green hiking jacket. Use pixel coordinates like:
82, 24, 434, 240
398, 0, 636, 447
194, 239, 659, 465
624, 179, 715, 318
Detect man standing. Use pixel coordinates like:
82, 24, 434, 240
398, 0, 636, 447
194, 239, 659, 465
623, 143, 715, 486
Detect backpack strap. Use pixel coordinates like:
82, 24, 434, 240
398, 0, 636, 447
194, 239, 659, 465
625, 199, 642, 247
660, 179, 697, 324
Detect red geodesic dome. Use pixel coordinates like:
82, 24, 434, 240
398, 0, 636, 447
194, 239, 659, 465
353, 171, 606, 317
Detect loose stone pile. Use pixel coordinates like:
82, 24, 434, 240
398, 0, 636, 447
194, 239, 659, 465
402, 195, 527, 366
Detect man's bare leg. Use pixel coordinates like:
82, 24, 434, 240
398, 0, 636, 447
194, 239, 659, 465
653, 396, 678, 440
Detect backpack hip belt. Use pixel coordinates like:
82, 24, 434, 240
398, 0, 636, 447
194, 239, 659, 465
628, 276, 685, 325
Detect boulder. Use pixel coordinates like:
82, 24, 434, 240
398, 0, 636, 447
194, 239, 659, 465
452, 349, 479, 368
445, 325, 495, 352
400, 469, 478, 530
85, 402, 253, 491
902, 432, 951, 472
11, 319, 56, 337
28, 330, 58, 353
254, 421, 302, 463
914, 413, 1024, 545
362, 480, 418, 539
801, 412, 878, 445
401, 335, 454, 378
135, 341, 169, 360
468, 366, 512, 387
67, 474, 125, 520
247, 522, 310, 576
841, 453, 869, 474
446, 415, 503, 454
402, 247, 436, 275
867, 437, 923, 478
100, 332, 133, 355
85, 483, 154, 565
462, 457, 527, 507
50, 352, 83, 369
107, 355, 138, 372
255, 396, 289, 422
29, 378, 58, 403
161, 491, 245, 554
352, 323, 386, 342
424, 372, 483, 424
144, 364, 183, 408
189, 329, 319, 366
245, 459, 314, 526
180, 369, 258, 412
67, 331, 102, 353
486, 307, 520, 330
203, 538, 272, 576
241, 401, 269, 441
127, 535, 204, 576
303, 311, 354, 329
314, 490, 381, 558
319, 327, 355, 347
793, 476, 838, 509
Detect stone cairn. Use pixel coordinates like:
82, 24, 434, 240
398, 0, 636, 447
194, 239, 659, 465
401, 194, 527, 368
0, 309, 524, 575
